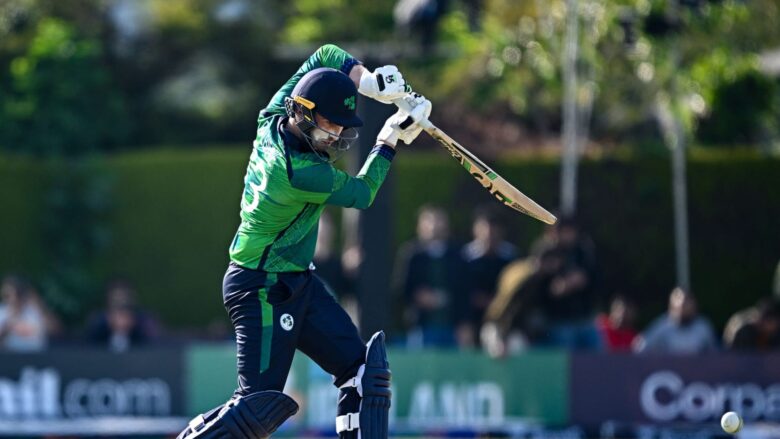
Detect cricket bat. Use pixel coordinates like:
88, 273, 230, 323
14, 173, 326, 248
393, 97, 557, 225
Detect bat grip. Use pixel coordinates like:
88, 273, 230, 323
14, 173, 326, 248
392, 95, 434, 130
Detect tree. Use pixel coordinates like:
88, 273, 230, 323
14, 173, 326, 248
402, 0, 780, 149
0, 16, 129, 156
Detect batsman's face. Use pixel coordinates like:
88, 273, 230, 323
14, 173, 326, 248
311, 113, 344, 151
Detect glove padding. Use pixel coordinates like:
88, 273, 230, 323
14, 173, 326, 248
376, 93, 432, 147
359, 66, 408, 104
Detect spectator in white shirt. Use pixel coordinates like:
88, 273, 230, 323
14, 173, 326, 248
0, 275, 47, 352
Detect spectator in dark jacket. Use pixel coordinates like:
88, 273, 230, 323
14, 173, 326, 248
393, 205, 464, 348
538, 216, 601, 350
86, 279, 159, 352
724, 298, 780, 351
459, 206, 518, 347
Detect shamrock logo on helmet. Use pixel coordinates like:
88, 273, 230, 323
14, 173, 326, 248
343, 95, 356, 110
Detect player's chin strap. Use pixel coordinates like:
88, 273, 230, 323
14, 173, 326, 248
336, 331, 392, 439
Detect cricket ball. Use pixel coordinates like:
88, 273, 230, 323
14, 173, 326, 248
721, 411, 743, 434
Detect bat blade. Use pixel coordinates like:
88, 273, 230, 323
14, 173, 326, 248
392, 93, 557, 224
425, 125, 557, 225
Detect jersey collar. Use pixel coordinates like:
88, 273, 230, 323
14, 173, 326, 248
278, 116, 307, 152
277, 116, 333, 161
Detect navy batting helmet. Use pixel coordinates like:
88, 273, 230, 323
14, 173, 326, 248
289, 68, 363, 128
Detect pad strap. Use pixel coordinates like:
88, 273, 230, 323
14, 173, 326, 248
336, 412, 360, 433
338, 364, 365, 396
188, 414, 207, 431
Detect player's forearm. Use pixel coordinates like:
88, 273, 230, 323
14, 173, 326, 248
354, 144, 395, 206
349, 64, 368, 88
325, 144, 394, 209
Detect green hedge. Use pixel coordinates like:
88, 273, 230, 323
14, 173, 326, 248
1, 148, 778, 331
0, 156, 49, 276
95, 148, 249, 326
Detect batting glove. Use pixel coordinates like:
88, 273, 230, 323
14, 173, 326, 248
376, 93, 432, 147
358, 65, 408, 104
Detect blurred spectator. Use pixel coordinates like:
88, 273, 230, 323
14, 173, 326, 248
595, 295, 638, 352
633, 287, 718, 354
481, 245, 578, 357
313, 210, 351, 298
393, 205, 464, 348
394, 0, 449, 51
529, 219, 560, 257
458, 206, 518, 347
480, 258, 539, 357
27, 282, 64, 340
723, 298, 780, 351
86, 279, 159, 352
537, 216, 601, 350
205, 318, 233, 342
339, 243, 362, 323
0, 275, 48, 352
313, 209, 360, 326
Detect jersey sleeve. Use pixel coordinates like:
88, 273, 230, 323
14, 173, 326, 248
288, 145, 396, 209
262, 44, 362, 117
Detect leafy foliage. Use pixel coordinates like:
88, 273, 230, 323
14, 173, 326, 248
403, 0, 780, 147
697, 68, 779, 147
280, 0, 397, 43
2, 0, 778, 150
0, 16, 129, 156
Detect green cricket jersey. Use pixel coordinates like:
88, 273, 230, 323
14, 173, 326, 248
229, 44, 395, 272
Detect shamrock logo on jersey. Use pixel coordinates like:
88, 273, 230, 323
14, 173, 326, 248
280, 313, 294, 331
343, 95, 356, 110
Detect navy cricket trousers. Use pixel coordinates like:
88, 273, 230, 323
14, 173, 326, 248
222, 263, 366, 397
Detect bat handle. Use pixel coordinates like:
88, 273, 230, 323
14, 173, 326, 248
392, 94, 434, 130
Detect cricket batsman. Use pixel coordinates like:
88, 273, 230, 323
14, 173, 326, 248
177, 44, 432, 439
